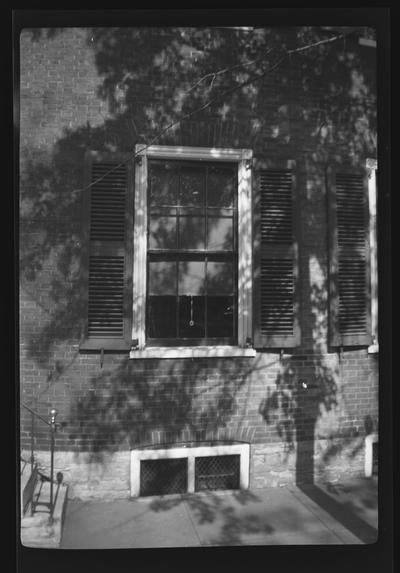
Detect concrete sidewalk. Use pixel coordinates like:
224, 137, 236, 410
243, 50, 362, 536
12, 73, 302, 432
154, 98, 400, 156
60, 477, 378, 548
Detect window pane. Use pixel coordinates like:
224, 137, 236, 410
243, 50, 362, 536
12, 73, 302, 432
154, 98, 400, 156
178, 261, 205, 295
148, 261, 176, 295
207, 261, 233, 294
179, 216, 205, 250
207, 296, 234, 337
207, 217, 233, 250
208, 167, 235, 207
149, 216, 177, 249
148, 296, 177, 338
180, 166, 204, 206
179, 296, 205, 338
149, 162, 178, 206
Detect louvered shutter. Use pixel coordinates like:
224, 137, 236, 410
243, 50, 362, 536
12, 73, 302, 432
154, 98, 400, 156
253, 160, 300, 348
327, 167, 371, 347
80, 152, 134, 351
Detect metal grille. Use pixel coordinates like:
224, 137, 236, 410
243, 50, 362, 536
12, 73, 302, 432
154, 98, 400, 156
195, 455, 240, 492
140, 458, 187, 496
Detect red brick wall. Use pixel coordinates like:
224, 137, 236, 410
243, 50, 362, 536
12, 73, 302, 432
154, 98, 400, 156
19, 27, 378, 487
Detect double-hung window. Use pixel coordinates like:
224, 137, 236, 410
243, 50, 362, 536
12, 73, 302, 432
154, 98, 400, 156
133, 146, 253, 357
145, 159, 237, 345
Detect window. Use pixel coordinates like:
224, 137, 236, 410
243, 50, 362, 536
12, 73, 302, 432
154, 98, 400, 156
130, 442, 250, 497
133, 145, 254, 357
80, 147, 300, 356
146, 159, 237, 345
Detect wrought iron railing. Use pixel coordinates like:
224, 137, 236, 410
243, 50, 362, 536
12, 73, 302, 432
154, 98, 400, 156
21, 403, 63, 524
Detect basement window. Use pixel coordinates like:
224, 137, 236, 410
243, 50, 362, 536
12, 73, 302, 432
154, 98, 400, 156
140, 458, 188, 496
131, 442, 250, 497
195, 454, 240, 491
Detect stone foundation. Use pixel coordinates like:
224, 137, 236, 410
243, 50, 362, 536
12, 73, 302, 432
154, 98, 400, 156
23, 436, 366, 501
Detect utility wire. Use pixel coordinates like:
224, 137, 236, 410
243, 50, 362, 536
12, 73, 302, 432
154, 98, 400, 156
74, 30, 350, 194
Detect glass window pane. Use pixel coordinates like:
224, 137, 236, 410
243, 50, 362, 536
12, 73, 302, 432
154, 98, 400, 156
149, 162, 178, 206
179, 217, 205, 250
179, 296, 205, 338
148, 261, 176, 295
207, 296, 234, 338
207, 261, 233, 294
148, 296, 177, 338
178, 261, 205, 295
180, 166, 205, 206
149, 216, 177, 249
208, 167, 235, 207
207, 217, 233, 250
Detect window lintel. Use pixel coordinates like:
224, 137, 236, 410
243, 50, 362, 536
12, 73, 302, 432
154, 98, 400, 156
135, 144, 253, 162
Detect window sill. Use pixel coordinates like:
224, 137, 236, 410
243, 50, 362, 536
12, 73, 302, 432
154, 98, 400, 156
129, 346, 257, 359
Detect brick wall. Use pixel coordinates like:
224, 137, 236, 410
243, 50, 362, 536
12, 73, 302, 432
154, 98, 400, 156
19, 27, 378, 496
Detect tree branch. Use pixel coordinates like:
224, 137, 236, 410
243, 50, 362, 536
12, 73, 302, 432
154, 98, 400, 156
75, 30, 350, 193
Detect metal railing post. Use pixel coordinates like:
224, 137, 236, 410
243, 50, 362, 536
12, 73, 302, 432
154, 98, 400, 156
21, 403, 63, 522
49, 408, 58, 525
30, 410, 35, 474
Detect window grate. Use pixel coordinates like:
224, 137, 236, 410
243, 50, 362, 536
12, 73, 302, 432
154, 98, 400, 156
195, 455, 240, 492
140, 458, 187, 496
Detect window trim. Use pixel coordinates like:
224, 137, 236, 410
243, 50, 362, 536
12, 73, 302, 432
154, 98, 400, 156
131, 145, 253, 357
366, 158, 378, 353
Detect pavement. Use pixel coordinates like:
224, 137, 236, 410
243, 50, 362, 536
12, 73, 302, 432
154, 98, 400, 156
59, 477, 378, 548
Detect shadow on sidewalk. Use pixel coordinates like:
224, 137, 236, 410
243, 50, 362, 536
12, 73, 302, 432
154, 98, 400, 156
297, 482, 378, 544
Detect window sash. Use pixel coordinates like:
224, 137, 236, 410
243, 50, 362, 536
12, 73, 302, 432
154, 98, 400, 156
133, 145, 253, 351
146, 158, 238, 345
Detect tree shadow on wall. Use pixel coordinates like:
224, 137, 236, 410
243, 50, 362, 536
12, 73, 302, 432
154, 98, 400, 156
20, 24, 376, 373
20, 27, 377, 535
258, 265, 378, 542
65, 354, 272, 458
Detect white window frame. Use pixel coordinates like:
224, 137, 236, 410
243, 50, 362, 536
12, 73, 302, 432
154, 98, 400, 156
366, 158, 378, 354
130, 442, 250, 497
131, 144, 255, 359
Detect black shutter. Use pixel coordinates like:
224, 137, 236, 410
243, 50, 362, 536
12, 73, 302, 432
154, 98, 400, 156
80, 152, 134, 351
327, 167, 371, 347
253, 160, 300, 348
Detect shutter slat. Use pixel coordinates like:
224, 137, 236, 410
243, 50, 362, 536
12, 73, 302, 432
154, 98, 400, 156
90, 162, 127, 242
337, 173, 368, 338
260, 257, 294, 336
259, 169, 293, 245
88, 255, 125, 338
254, 161, 299, 348
81, 152, 134, 350
328, 167, 371, 346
